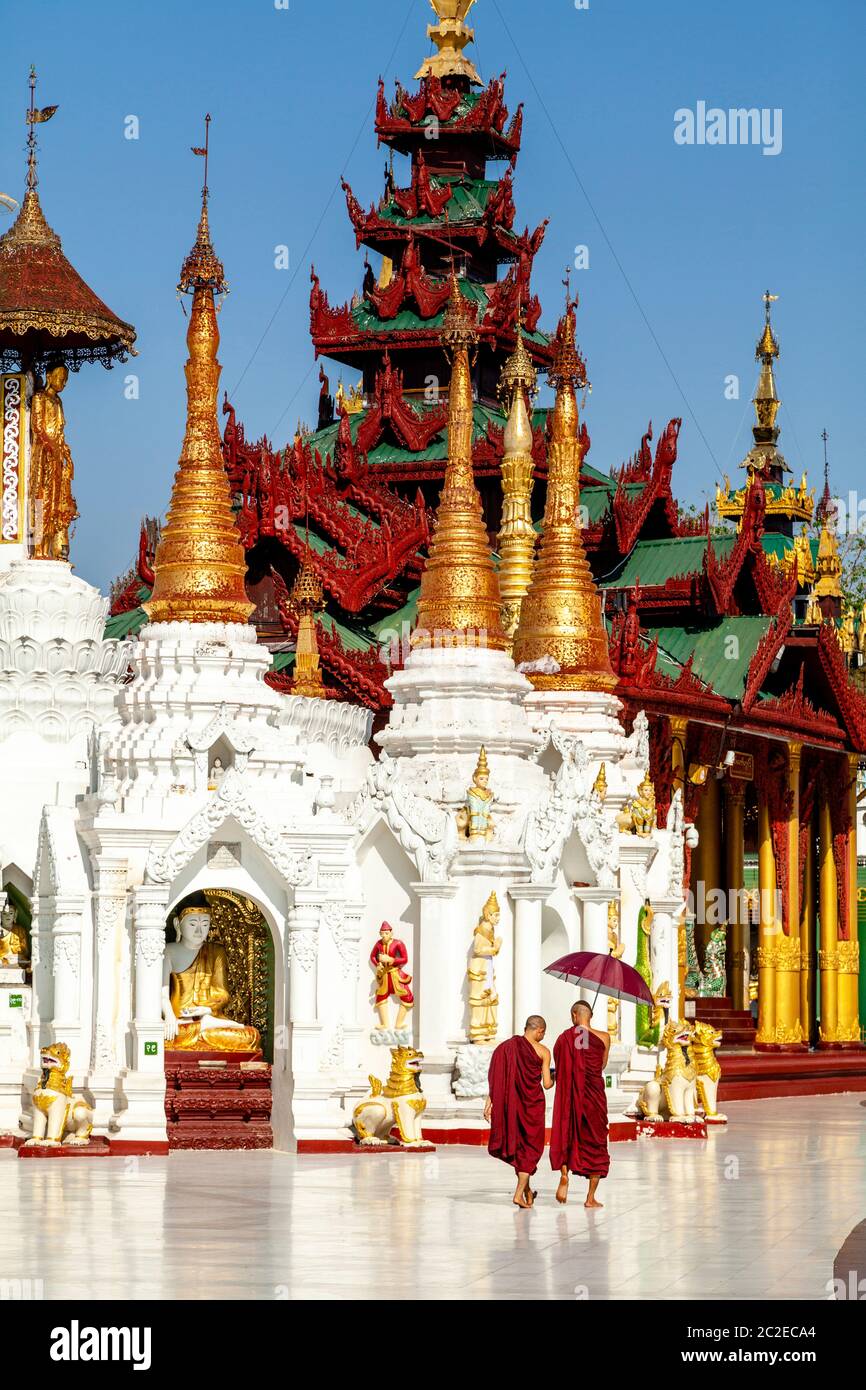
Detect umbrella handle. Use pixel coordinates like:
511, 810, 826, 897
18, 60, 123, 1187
590, 949, 615, 1012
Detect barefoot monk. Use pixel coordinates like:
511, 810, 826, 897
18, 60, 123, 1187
484, 1016, 553, 1208
550, 1001, 611, 1208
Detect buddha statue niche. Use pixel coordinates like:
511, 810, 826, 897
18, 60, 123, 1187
0, 899, 29, 967
162, 898, 260, 1053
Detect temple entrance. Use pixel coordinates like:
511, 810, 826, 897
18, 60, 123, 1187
163, 889, 276, 1150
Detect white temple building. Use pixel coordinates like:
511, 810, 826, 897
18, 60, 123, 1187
0, 186, 684, 1154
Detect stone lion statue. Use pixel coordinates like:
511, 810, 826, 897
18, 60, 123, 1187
352, 1046, 428, 1147
24, 1043, 94, 1147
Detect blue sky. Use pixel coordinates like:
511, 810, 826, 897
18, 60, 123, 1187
3, 0, 863, 592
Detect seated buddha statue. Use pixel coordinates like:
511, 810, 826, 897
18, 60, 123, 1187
162, 899, 260, 1053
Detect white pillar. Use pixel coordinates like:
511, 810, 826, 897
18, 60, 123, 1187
90, 855, 128, 1077
572, 886, 617, 1014
650, 894, 684, 1024
131, 885, 169, 1073
509, 885, 549, 1030
287, 896, 321, 1073
413, 881, 458, 1115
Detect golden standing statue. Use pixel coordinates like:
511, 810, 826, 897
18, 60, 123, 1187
457, 746, 495, 841
28, 365, 78, 560
468, 892, 502, 1043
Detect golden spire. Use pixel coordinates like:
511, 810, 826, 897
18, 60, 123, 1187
813, 514, 843, 602
413, 276, 507, 650
497, 318, 538, 644
752, 290, 781, 441
511, 301, 617, 691
144, 119, 252, 627
290, 564, 327, 698
416, 0, 482, 85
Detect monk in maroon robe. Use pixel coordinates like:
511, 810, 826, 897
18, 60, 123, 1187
484, 1016, 553, 1208
550, 1001, 611, 1208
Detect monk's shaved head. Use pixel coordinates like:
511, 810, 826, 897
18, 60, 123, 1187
524, 1015, 546, 1031
572, 1000, 593, 1022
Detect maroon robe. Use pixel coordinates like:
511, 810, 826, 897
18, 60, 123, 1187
550, 1026, 610, 1178
487, 1035, 546, 1176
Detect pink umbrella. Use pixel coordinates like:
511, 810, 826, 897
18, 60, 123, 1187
545, 951, 655, 1007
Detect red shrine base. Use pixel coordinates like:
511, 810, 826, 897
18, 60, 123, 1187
718, 1048, 866, 1101
18, 1137, 111, 1160
164, 1050, 273, 1150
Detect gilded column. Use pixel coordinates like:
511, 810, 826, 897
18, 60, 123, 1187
695, 774, 722, 961
800, 809, 816, 1043
724, 780, 748, 1011
818, 791, 839, 1044
836, 754, 862, 1043
670, 715, 689, 1004
775, 744, 804, 1047
496, 323, 538, 646
755, 795, 779, 1045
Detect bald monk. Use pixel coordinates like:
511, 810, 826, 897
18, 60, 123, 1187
550, 1001, 611, 1208
484, 1016, 553, 1208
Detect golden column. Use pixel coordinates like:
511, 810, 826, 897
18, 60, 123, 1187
818, 790, 839, 1044
800, 806, 816, 1043
144, 145, 252, 627
723, 779, 748, 1011
837, 754, 862, 1042
775, 744, 804, 1047
413, 277, 506, 651
496, 322, 538, 646
670, 716, 689, 1002
755, 794, 779, 1045
511, 303, 616, 690
695, 773, 722, 962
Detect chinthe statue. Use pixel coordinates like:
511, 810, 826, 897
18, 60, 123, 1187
468, 891, 502, 1043
0, 899, 29, 967
370, 922, 414, 1030
456, 746, 495, 842
29, 365, 78, 561
162, 898, 261, 1052
24, 1043, 94, 1147
617, 772, 657, 837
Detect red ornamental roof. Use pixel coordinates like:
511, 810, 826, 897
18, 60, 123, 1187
0, 189, 136, 370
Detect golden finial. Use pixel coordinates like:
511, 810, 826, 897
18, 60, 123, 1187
497, 316, 538, 412
593, 763, 608, 802
752, 290, 781, 439
475, 745, 490, 778
511, 301, 616, 691
143, 120, 252, 627
416, 0, 482, 86
497, 315, 538, 644
413, 279, 507, 650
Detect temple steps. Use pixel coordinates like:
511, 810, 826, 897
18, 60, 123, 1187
164, 1052, 273, 1151
692, 995, 757, 1047
718, 1049, 866, 1101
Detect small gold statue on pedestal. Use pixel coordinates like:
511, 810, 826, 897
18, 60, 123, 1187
468, 892, 502, 1043
607, 900, 624, 1037
457, 746, 495, 841
29, 365, 78, 561
617, 772, 657, 837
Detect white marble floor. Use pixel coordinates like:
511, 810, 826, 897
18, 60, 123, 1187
2, 1094, 864, 1301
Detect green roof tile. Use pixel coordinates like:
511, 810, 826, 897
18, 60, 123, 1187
646, 617, 774, 700
604, 534, 738, 589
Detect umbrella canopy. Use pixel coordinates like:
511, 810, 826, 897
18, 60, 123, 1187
545, 950, 654, 1006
